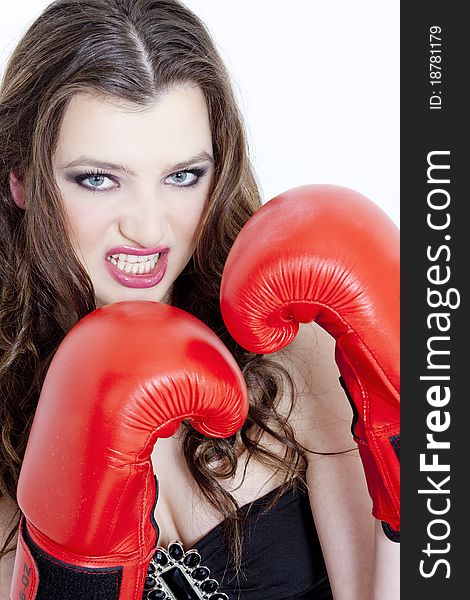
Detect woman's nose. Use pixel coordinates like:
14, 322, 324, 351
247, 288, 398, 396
118, 189, 167, 248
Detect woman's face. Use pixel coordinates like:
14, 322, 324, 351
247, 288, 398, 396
53, 85, 214, 307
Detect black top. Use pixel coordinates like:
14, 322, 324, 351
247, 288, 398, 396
191, 485, 333, 599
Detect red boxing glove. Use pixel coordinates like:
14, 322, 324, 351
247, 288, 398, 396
220, 184, 400, 540
11, 301, 248, 599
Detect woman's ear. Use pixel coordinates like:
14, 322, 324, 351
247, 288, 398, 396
9, 170, 27, 209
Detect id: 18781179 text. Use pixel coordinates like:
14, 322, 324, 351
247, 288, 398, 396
429, 25, 443, 110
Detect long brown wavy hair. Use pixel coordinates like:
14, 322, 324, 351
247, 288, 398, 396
0, 0, 307, 567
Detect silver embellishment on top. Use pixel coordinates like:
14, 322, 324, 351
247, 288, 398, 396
142, 541, 229, 600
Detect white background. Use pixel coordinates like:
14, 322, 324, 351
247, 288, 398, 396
0, 1, 399, 225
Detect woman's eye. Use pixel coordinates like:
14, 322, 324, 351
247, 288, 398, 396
75, 172, 116, 191
166, 168, 206, 187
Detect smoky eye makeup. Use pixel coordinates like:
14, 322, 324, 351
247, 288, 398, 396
165, 166, 209, 188
61, 168, 117, 193
73, 169, 117, 191
63, 161, 211, 193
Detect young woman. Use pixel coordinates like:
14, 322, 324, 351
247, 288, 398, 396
0, 1, 399, 598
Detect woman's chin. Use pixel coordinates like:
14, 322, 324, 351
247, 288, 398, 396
94, 285, 172, 308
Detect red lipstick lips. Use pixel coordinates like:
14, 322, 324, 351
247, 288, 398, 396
105, 245, 169, 289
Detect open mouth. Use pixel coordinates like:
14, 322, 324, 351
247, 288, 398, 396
105, 249, 169, 288
107, 252, 161, 275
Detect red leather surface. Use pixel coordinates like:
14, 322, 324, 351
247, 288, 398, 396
220, 184, 400, 531
15, 301, 248, 598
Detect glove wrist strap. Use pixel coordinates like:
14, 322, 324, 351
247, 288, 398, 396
11, 517, 123, 600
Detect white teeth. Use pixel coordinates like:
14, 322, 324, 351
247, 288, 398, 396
108, 252, 161, 274
109, 252, 160, 262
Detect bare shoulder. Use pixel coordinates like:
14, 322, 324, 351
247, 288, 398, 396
0, 496, 19, 600
0, 495, 18, 547
271, 321, 354, 455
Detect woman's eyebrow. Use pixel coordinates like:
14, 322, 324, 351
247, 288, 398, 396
169, 151, 214, 172
61, 151, 214, 174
